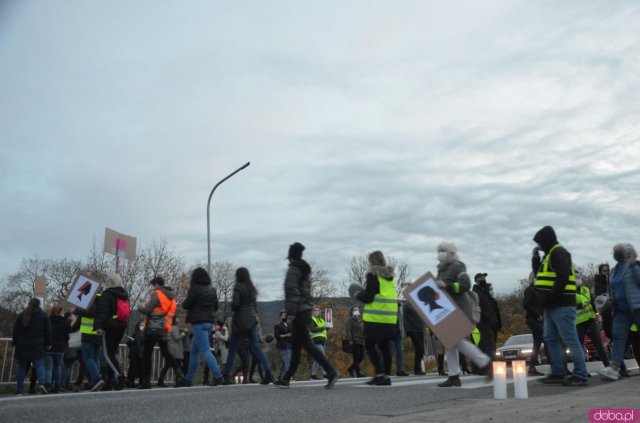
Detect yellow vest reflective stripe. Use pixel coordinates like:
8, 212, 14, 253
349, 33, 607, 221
471, 327, 481, 345
631, 324, 638, 332
80, 293, 101, 335
576, 286, 595, 324
534, 245, 576, 295
363, 276, 398, 325
310, 316, 327, 340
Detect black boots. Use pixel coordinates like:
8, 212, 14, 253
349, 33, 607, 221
437, 375, 461, 387
260, 372, 275, 385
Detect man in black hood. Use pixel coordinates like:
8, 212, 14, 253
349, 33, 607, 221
531, 226, 588, 387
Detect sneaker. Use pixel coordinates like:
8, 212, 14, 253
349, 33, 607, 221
89, 379, 105, 392
212, 377, 224, 387
437, 376, 461, 387
528, 368, 544, 377
375, 376, 391, 386
325, 372, 339, 389
37, 384, 49, 395
273, 379, 290, 389
540, 375, 565, 384
562, 375, 588, 386
597, 366, 620, 381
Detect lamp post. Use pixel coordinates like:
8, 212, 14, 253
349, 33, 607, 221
207, 161, 250, 275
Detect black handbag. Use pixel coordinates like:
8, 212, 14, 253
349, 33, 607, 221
341, 339, 353, 354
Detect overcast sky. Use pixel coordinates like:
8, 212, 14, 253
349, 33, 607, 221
1, 1, 639, 300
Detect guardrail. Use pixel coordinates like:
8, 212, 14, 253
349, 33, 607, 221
0, 337, 180, 385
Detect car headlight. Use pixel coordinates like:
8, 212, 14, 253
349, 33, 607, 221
521, 349, 532, 354
495, 352, 501, 357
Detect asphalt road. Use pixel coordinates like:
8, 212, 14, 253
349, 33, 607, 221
0, 360, 637, 423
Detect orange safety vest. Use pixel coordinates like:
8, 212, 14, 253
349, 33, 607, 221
145, 289, 176, 333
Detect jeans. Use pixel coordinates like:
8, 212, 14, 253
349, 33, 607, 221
278, 348, 291, 379
186, 323, 222, 381
44, 352, 64, 386
223, 325, 271, 377
543, 306, 587, 379
16, 358, 45, 394
81, 342, 102, 385
310, 342, 326, 376
611, 308, 640, 365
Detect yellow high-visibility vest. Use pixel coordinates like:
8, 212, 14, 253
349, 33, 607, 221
80, 293, 101, 336
310, 316, 327, 341
576, 285, 595, 324
534, 245, 576, 297
363, 276, 398, 325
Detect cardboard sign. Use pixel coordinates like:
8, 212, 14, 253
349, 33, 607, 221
403, 271, 474, 350
104, 227, 137, 260
34, 276, 47, 296
64, 273, 101, 311
324, 308, 334, 328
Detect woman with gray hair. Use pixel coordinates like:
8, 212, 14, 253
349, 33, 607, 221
597, 243, 640, 381
435, 242, 491, 387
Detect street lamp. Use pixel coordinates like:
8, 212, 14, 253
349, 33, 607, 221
207, 161, 250, 275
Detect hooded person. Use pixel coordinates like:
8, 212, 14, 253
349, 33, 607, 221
94, 273, 129, 390
138, 276, 187, 388
355, 250, 398, 386
532, 226, 588, 386
273, 242, 339, 389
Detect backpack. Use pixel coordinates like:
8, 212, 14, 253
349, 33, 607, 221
465, 291, 482, 324
115, 298, 131, 323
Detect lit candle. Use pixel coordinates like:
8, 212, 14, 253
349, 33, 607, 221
234, 376, 239, 384
493, 361, 507, 399
240, 375, 244, 383
512, 360, 528, 399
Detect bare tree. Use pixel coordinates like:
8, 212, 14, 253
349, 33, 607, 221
308, 261, 337, 304
208, 260, 235, 318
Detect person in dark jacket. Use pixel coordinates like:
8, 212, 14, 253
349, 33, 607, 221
273, 242, 338, 389
472, 273, 500, 374
94, 273, 129, 390
273, 310, 292, 380
138, 276, 186, 389
345, 305, 366, 377
403, 301, 426, 375
532, 226, 588, 386
73, 286, 105, 392
356, 251, 398, 386
44, 305, 71, 393
182, 267, 224, 386
12, 298, 52, 395
222, 267, 274, 384
523, 273, 544, 376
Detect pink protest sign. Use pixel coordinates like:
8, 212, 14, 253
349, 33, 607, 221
103, 227, 137, 260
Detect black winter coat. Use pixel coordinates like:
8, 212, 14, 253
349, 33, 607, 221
183, 283, 218, 324
283, 259, 313, 316
274, 321, 292, 349
94, 287, 129, 331
403, 302, 425, 333
12, 306, 52, 360
473, 285, 499, 330
49, 315, 71, 353
231, 284, 258, 333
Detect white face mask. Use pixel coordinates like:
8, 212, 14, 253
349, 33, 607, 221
437, 251, 448, 262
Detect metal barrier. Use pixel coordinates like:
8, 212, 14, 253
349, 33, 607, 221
0, 338, 180, 385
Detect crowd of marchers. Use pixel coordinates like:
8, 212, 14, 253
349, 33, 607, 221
10, 227, 640, 395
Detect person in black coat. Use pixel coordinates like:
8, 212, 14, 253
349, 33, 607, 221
472, 273, 500, 375
12, 298, 52, 395
45, 305, 71, 393
94, 273, 129, 390
273, 243, 338, 389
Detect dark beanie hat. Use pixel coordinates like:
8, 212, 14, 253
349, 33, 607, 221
288, 242, 305, 260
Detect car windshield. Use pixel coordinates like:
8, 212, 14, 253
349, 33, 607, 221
503, 334, 532, 346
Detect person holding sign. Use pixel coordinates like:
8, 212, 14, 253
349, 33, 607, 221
435, 242, 491, 387
355, 251, 398, 386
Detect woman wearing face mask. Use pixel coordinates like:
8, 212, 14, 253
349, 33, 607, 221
345, 306, 365, 378
435, 242, 491, 387
597, 243, 640, 381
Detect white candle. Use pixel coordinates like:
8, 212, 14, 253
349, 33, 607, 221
493, 361, 507, 399
234, 376, 239, 384
512, 360, 528, 399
